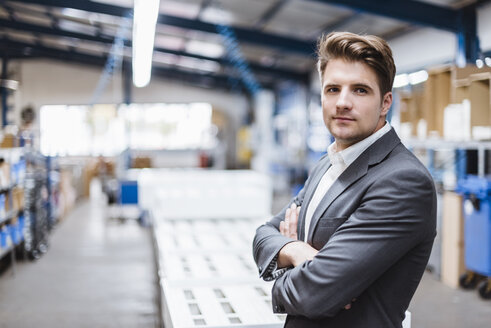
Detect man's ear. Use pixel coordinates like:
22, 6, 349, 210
381, 92, 393, 116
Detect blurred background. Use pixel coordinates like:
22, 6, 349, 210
0, 0, 490, 327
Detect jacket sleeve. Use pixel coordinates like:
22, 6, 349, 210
270, 167, 436, 318
252, 155, 327, 280
252, 182, 307, 280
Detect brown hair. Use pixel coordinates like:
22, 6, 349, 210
317, 32, 396, 95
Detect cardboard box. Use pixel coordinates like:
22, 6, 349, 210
0, 162, 10, 188
423, 67, 451, 137
450, 72, 491, 138
0, 133, 16, 148
441, 192, 466, 288
452, 64, 491, 83
12, 187, 24, 211
4, 188, 23, 212
132, 156, 152, 169
468, 73, 491, 128
399, 90, 425, 136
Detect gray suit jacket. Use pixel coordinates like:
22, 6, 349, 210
253, 128, 436, 328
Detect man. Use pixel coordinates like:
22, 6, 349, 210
252, 32, 436, 328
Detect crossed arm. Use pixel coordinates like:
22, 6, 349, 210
254, 167, 435, 318
277, 203, 355, 310
277, 203, 318, 268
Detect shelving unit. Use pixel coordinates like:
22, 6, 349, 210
0, 146, 60, 262
0, 148, 25, 274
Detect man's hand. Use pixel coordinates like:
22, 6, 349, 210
278, 203, 318, 268
279, 203, 300, 239
277, 241, 318, 268
278, 203, 355, 311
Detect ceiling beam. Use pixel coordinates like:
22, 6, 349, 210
309, 0, 482, 63
307, 0, 460, 32
0, 17, 115, 44
6, 0, 315, 56
456, 3, 480, 64
0, 17, 309, 82
0, 38, 265, 93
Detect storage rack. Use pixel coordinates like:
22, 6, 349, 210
22, 149, 58, 259
0, 148, 26, 271
403, 139, 491, 180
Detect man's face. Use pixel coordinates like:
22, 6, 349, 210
321, 59, 392, 151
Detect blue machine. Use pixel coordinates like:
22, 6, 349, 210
119, 180, 138, 205
456, 175, 491, 299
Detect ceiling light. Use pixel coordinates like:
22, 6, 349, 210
186, 40, 224, 58
132, 0, 160, 88
393, 74, 409, 88
409, 70, 428, 85
476, 58, 484, 69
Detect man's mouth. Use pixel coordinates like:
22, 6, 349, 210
333, 116, 355, 121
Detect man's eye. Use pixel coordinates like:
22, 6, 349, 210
325, 87, 338, 93
354, 88, 367, 94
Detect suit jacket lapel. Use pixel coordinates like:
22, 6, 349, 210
306, 151, 369, 244
306, 128, 401, 244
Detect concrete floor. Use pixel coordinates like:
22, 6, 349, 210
0, 192, 489, 328
0, 198, 159, 328
409, 271, 491, 328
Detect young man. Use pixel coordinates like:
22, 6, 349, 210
253, 32, 436, 328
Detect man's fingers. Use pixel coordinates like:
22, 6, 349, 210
284, 208, 291, 237
289, 205, 299, 240
279, 221, 285, 235
281, 204, 301, 239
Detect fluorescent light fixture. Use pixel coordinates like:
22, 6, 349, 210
408, 70, 428, 85
186, 40, 224, 58
200, 7, 233, 25
177, 57, 221, 73
393, 73, 409, 88
476, 58, 484, 69
132, 0, 160, 88
485, 57, 491, 67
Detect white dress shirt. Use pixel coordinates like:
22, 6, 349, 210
303, 122, 392, 241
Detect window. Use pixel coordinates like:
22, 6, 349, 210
40, 102, 215, 156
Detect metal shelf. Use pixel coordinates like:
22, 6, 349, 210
403, 138, 491, 178
0, 209, 18, 226
403, 138, 491, 150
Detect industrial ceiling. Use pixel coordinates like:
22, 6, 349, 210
0, 0, 487, 95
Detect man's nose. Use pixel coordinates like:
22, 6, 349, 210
336, 89, 352, 110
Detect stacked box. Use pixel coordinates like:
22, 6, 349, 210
441, 192, 466, 288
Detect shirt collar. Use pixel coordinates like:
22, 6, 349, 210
328, 122, 391, 168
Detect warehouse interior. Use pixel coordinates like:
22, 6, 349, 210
0, 0, 491, 327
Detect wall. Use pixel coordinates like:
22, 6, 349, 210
390, 3, 491, 73
389, 28, 456, 73
12, 59, 249, 167
478, 2, 491, 52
